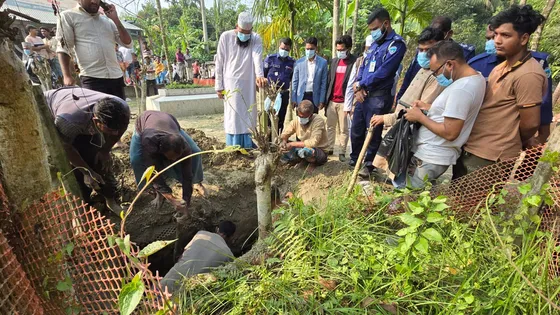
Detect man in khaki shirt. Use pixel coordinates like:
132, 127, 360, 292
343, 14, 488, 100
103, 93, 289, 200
454, 5, 547, 178
56, 0, 132, 100
281, 100, 329, 169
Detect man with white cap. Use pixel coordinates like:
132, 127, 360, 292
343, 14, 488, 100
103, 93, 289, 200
215, 12, 267, 148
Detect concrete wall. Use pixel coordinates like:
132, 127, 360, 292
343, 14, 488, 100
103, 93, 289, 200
148, 93, 223, 117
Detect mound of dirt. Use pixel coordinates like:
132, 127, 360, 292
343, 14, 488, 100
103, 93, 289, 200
104, 127, 354, 276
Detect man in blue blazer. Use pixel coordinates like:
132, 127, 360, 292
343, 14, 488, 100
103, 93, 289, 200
291, 37, 328, 114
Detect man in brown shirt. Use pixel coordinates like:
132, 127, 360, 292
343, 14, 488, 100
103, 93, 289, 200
280, 100, 329, 169
454, 5, 547, 178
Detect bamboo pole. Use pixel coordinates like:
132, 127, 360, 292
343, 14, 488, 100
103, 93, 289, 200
346, 126, 374, 196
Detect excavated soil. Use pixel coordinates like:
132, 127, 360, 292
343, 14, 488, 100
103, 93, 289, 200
104, 128, 353, 275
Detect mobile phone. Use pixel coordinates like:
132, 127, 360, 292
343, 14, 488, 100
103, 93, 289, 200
100, 1, 110, 11
398, 100, 412, 109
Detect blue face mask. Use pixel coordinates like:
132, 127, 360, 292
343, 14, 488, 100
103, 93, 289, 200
485, 39, 496, 55
237, 32, 251, 42
278, 48, 289, 58
24, 49, 31, 55
370, 23, 386, 42
299, 117, 310, 125
436, 68, 453, 87
417, 52, 430, 68
337, 50, 348, 59
305, 49, 316, 59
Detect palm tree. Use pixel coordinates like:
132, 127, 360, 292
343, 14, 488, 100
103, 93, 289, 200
380, 0, 431, 39
155, 0, 172, 76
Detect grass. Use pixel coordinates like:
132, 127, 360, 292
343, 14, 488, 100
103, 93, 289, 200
175, 185, 560, 314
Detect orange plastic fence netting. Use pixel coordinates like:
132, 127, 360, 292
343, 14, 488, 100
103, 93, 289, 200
0, 189, 170, 314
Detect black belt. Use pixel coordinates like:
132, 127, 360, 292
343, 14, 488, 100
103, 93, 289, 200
366, 89, 391, 98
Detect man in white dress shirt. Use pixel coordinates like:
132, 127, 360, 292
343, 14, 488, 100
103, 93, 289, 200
56, 0, 132, 100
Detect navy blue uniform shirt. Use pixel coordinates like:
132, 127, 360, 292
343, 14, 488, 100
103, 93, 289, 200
469, 51, 553, 125
357, 30, 406, 93
263, 53, 295, 91
396, 41, 475, 101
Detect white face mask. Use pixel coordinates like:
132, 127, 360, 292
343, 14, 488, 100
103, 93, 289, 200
337, 50, 348, 59
299, 117, 310, 125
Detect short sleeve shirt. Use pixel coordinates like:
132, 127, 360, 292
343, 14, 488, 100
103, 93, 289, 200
414, 74, 486, 165
465, 57, 547, 161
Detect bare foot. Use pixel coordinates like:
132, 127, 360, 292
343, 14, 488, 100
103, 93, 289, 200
193, 183, 207, 197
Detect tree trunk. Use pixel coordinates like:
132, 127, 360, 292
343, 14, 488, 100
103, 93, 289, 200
200, 0, 209, 53
530, 0, 556, 51
351, 0, 359, 43
214, 0, 220, 40
0, 38, 51, 209
523, 124, 560, 217
342, 0, 348, 34
255, 153, 275, 238
332, 0, 340, 57
519, 0, 527, 5
553, 83, 560, 108
155, 0, 172, 77
32, 86, 81, 198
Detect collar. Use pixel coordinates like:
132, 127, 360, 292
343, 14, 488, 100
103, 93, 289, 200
307, 57, 316, 64
376, 29, 397, 44
496, 51, 532, 82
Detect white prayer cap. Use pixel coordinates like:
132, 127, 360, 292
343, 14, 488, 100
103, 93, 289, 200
365, 35, 374, 47
237, 12, 253, 30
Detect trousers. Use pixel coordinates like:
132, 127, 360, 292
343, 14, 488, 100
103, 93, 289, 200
326, 101, 349, 154
350, 92, 392, 164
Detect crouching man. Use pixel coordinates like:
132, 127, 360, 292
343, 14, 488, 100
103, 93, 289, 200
400, 41, 486, 189
130, 111, 206, 215
46, 87, 130, 214
161, 221, 236, 294
280, 100, 329, 171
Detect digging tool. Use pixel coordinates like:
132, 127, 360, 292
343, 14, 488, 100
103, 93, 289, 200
346, 123, 375, 197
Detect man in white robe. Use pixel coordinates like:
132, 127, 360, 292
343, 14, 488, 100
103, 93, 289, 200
215, 12, 267, 148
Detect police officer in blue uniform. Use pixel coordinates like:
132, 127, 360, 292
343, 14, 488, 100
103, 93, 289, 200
263, 38, 296, 133
469, 25, 553, 143
352, 7, 406, 177
396, 16, 476, 102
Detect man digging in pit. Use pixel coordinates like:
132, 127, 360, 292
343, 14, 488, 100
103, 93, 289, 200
280, 100, 329, 172
130, 111, 206, 216
46, 87, 130, 214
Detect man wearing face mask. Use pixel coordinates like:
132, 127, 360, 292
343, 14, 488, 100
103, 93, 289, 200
56, 0, 132, 100
370, 27, 447, 184
351, 7, 406, 178
396, 16, 476, 104
291, 37, 329, 114
45, 87, 130, 214
325, 35, 357, 162
397, 41, 485, 189
263, 38, 296, 133
215, 12, 267, 149
455, 5, 547, 178
468, 24, 553, 144
280, 100, 329, 169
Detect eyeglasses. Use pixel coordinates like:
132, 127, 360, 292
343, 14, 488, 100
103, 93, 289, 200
431, 59, 454, 77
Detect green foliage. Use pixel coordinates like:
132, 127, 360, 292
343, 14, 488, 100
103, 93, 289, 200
137, 239, 177, 259
119, 272, 145, 315
177, 186, 560, 313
